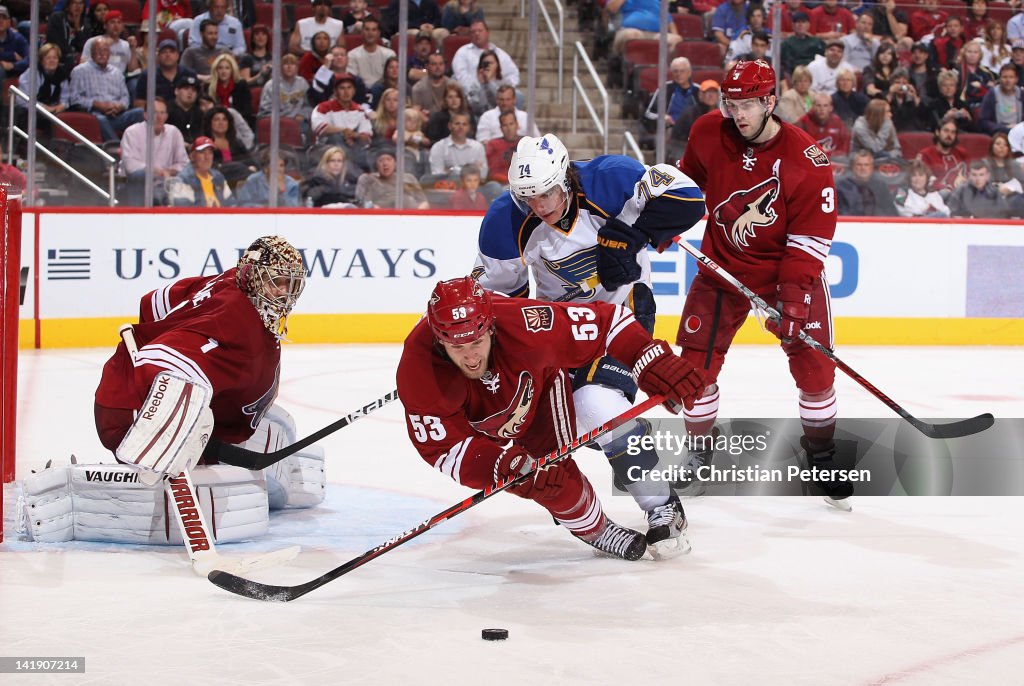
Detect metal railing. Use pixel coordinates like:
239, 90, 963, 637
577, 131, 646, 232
521, 0, 564, 103
7, 86, 117, 206
622, 130, 644, 163
571, 41, 609, 155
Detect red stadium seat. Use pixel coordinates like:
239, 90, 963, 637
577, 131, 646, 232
291, 4, 315, 21
672, 14, 705, 40
674, 41, 722, 68
54, 112, 105, 145
622, 39, 662, 70
256, 117, 305, 148
106, 0, 142, 25
442, 35, 470, 65
254, 3, 282, 27
897, 132, 935, 160
692, 68, 725, 85
250, 86, 262, 114
344, 33, 365, 51
959, 133, 993, 160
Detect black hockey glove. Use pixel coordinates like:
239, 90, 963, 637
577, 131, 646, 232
596, 217, 645, 292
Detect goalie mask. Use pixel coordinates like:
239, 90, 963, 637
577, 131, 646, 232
507, 134, 572, 221
427, 276, 495, 344
236, 236, 306, 338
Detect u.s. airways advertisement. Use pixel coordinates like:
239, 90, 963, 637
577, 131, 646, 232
15, 210, 1024, 347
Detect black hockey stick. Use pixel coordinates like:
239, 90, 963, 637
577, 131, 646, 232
552, 275, 601, 302
674, 238, 994, 439
212, 389, 400, 470
208, 394, 665, 601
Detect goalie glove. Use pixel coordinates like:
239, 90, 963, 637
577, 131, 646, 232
494, 446, 566, 501
596, 217, 645, 292
632, 340, 706, 414
766, 282, 812, 344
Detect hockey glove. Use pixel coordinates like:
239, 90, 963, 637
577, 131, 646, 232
596, 217, 645, 292
766, 282, 812, 344
632, 340, 706, 414
494, 446, 566, 501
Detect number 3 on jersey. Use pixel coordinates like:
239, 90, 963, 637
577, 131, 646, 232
567, 306, 598, 341
409, 414, 446, 442
821, 187, 835, 213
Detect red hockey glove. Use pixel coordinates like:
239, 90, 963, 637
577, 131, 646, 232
767, 282, 812, 344
632, 340, 706, 413
494, 446, 566, 501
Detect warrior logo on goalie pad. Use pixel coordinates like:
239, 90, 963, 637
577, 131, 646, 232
168, 475, 212, 552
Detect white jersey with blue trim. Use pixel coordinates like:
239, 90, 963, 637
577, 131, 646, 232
473, 155, 703, 305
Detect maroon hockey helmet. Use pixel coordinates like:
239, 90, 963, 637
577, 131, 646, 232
721, 59, 777, 100
427, 277, 496, 344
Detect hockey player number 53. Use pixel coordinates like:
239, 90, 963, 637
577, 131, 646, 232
567, 306, 598, 341
409, 414, 446, 442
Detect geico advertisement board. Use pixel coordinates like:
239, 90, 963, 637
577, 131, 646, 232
34, 212, 482, 318
28, 212, 1024, 321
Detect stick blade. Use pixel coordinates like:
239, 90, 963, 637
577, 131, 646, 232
912, 413, 995, 439
207, 569, 304, 602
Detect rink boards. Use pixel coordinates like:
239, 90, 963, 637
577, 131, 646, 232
12, 208, 1024, 348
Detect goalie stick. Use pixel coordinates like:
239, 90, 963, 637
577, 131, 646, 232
210, 277, 601, 470
118, 324, 300, 577
208, 394, 666, 601
672, 239, 994, 439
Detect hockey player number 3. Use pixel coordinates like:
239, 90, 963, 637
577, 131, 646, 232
409, 414, 446, 442
567, 306, 598, 341
821, 188, 835, 213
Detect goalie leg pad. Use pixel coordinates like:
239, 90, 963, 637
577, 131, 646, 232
18, 463, 268, 544
266, 445, 326, 509
115, 372, 214, 483
233, 404, 297, 457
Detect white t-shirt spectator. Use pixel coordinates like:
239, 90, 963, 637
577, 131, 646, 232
296, 16, 345, 52
452, 43, 520, 93
475, 106, 540, 143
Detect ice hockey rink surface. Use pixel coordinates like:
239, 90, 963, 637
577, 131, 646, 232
3, 343, 1023, 686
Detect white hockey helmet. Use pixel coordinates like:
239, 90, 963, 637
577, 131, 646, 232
507, 134, 570, 213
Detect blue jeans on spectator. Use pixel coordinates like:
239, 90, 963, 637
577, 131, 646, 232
94, 107, 144, 142
124, 170, 169, 206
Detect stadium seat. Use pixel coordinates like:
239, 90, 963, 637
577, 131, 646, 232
250, 86, 262, 114
256, 117, 305, 148
442, 35, 470, 65
692, 68, 725, 85
672, 14, 705, 41
255, 3, 281, 27
344, 34, 365, 51
897, 132, 935, 160
959, 133, 992, 160
674, 41, 722, 68
106, 0, 142, 26
54, 112, 105, 145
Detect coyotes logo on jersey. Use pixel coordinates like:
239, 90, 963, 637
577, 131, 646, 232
469, 371, 535, 439
712, 177, 781, 250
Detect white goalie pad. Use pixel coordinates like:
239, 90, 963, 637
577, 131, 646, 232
115, 372, 214, 485
17, 463, 269, 545
234, 404, 325, 509
266, 445, 326, 509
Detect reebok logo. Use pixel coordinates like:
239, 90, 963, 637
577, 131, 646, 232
141, 376, 171, 420
804, 321, 822, 330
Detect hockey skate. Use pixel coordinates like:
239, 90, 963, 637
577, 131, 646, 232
799, 437, 853, 512
645, 491, 691, 559
576, 518, 649, 561
673, 428, 717, 497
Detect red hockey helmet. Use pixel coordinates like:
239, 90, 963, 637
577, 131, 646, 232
721, 59, 777, 100
427, 277, 496, 344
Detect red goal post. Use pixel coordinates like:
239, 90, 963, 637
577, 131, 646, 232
1, 185, 23, 542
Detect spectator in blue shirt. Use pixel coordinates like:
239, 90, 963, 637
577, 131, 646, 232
712, 0, 748, 57
609, 0, 682, 55
0, 6, 29, 81
643, 56, 699, 132
237, 149, 301, 207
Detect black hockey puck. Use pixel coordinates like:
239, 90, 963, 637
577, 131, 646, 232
481, 628, 509, 641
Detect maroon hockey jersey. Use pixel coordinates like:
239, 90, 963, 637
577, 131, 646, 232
94, 268, 282, 444
396, 297, 652, 488
679, 111, 837, 292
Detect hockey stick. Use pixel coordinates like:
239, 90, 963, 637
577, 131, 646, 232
210, 278, 599, 470
208, 394, 666, 601
118, 324, 301, 577
672, 239, 994, 439
212, 389, 401, 470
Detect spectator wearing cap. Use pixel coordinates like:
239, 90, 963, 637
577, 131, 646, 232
452, 20, 519, 95
308, 44, 370, 107
355, 148, 429, 209
236, 148, 301, 207
182, 19, 227, 79
909, 0, 947, 43
348, 17, 397, 87
167, 72, 204, 143
642, 57, 698, 132
411, 49, 449, 116
134, 39, 195, 108
798, 90, 850, 157
168, 135, 235, 206
442, 0, 485, 38
290, 0, 344, 55
258, 54, 311, 126
384, 0, 448, 45
188, 0, 246, 57
809, 0, 854, 42
407, 31, 436, 83
67, 37, 144, 141
807, 40, 854, 95
781, 11, 824, 77
80, 10, 139, 75
0, 6, 28, 80
841, 13, 879, 72
119, 98, 188, 205
669, 80, 720, 160
311, 73, 373, 154
45, 0, 92, 71
978, 64, 1024, 135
